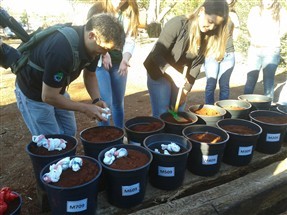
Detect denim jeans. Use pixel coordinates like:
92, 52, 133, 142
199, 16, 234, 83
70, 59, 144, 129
278, 78, 287, 105
96, 65, 127, 128
14, 84, 77, 136
147, 74, 186, 118
244, 46, 280, 100
204, 52, 235, 104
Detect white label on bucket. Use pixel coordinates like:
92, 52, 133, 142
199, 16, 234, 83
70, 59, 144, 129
266, 133, 280, 142
66, 198, 87, 212
158, 166, 175, 177
238, 146, 253, 156
202, 155, 218, 165
122, 183, 140, 196
129, 140, 141, 146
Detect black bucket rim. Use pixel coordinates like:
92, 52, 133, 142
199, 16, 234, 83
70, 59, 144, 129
143, 133, 192, 156
216, 118, 262, 136
26, 134, 78, 158
182, 125, 229, 145
249, 110, 287, 126
124, 116, 165, 134
10, 191, 22, 215
277, 105, 287, 114
40, 155, 102, 190
98, 144, 153, 172
79, 126, 125, 144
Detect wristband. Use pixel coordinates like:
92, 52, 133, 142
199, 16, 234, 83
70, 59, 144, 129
92, 98, 103, 104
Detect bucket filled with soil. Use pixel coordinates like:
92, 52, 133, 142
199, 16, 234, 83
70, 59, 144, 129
143, 133, 191, 190
98, 144, 152, 208
214, 99, 252, 119
125, 116, 165, 146
217, 118, 262, 166
188, 104, 226, 127
182, 125, 229, 176
40, 155, 102, 215
249, 110, 287, 154
238, 94, 272, 111
26, 134, 78, 190
160, 111, 198, 135
80, 126, 124, 159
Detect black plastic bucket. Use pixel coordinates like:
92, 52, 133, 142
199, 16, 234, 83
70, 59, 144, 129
160, 111, 198, 135
40, 155, 102, 215
98, 144, 152, 208
188, 104, 226, 127
80, 126, 124, 159
249, 110, 287, 154
238, 94, 272, 111
214, 99, 252, 119
182, 125, 229, 176
276, 105, 287, 142
125, 116, 165, 146
143, 133, 192, 190
26, 134, 78, 190
6, 191, 22, 215
217, 118, 262, 166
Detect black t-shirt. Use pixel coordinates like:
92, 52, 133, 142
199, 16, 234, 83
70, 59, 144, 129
16, 26, 98, 101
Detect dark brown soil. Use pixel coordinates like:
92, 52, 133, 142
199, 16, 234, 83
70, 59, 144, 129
129, 122, 163, 132
221, 125, 257, 134
81, 127, 124, 142
161, 113, 194, 124
188, 133, 222, 143
254, 116, 287, 124
47, 158, 99, 188
28, 140, 76, 156
109, 149, 149, 170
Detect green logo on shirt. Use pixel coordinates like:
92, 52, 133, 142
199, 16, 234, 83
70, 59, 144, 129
54, 71, 64, 82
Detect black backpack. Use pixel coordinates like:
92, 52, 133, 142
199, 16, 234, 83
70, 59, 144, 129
11, 24, 80, 75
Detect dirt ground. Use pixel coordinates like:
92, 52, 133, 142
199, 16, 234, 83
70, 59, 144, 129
0, 38, 286, 215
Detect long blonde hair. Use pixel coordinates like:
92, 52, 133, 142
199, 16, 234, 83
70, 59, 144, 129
186, 6, 229, 61
259, 0, 281, 21
87, 0, 139, 37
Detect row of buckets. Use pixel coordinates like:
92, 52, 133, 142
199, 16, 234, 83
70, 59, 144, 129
24, 95, 287, 214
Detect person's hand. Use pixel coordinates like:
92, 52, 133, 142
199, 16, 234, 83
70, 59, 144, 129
165, 67, 186, 88
85, 104, 111, 122
118, 59, 130, 76
102, 52, 112, 70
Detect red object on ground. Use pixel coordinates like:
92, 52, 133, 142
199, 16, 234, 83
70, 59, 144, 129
0, 187, 18, 214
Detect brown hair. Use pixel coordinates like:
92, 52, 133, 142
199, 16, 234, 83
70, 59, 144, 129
87, 0, 139, 37
259, 0, 281, 21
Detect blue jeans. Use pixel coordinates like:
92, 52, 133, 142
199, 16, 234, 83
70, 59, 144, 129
147, 74, 186, 118
14, 84, 77, 136
204, 52, 235, 104
244, 46, 280, 100
96, 65, 127, 128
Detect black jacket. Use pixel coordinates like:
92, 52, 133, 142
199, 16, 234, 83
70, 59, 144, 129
144, 16, 204, 91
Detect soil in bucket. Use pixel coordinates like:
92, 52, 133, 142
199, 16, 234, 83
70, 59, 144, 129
143, 133, 192, 190
160, 111, 198, 135
1, 189, 22, 215
98, 144, 152, 208
26, 134, 78, 190
215, 99, 252, 119
217, 119, 262, 166
189, 104, 226, 127
40, 155, 102, 215
80, 126, 124, 159
238, 94, 272, 111
249, 110, 287, 154
182, 125, 229, 177
125, 116, 165, 146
